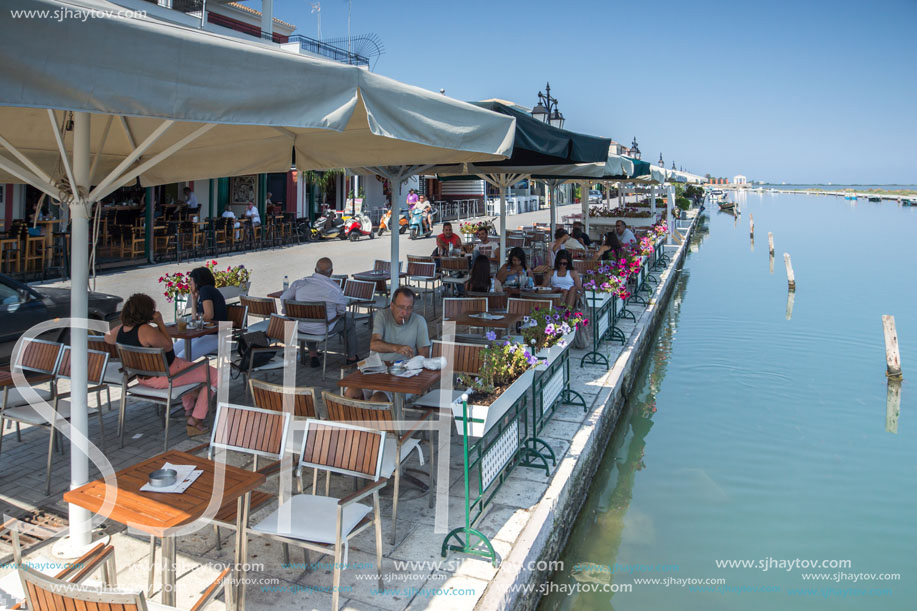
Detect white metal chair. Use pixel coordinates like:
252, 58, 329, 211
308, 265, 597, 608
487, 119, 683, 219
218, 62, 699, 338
249, 419, 388, 611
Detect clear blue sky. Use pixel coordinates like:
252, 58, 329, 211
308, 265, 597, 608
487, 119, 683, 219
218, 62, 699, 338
269, 0, 916, 184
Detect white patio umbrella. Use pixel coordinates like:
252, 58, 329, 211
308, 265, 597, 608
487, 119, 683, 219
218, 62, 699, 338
0, 0, 514, 551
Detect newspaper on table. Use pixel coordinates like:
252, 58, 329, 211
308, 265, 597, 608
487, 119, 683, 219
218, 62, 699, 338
358, 352, 388, 374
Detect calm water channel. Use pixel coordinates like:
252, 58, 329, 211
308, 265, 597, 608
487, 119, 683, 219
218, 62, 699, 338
541, 192, 917, 610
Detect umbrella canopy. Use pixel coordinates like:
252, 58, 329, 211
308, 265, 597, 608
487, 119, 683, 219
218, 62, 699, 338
0, 0, 515, 194
0, 0, 517, 554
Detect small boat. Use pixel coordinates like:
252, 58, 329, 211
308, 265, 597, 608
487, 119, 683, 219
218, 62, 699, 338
902, 199, 913, 206
843, 193, 857, 200
868, 197, 881, 202
718, 201, 736, 210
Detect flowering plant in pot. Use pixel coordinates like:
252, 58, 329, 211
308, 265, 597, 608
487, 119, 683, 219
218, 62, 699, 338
205, 260, 251, 290
638, 236, 655, 257
519, 306, 588, 352
458, 339, 541, 406
159, 271, 190, 303
652, 221, 667, 238
459, 219, 494, 235
583, 265, 631, 301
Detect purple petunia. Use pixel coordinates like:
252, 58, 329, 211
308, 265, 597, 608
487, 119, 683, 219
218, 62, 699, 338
545, 323, 555, 335
486, 330, 497, 341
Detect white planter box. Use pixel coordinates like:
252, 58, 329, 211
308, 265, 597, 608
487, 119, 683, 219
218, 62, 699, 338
535, 330, 576, 368
217, 283, 249, 301
584, 291, 611, 310
451, 368, 535, 438
587, 215, 659, 230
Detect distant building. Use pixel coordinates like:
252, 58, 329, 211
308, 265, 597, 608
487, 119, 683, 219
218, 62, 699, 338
733, 175, 748, 186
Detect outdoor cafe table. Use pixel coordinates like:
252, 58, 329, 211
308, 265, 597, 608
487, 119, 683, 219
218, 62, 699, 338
166, 322, 218, 361
446, 312, 524, 335
63, 450, 265, 609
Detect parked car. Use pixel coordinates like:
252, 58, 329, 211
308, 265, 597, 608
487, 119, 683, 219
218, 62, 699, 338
588, 189, 603, 203
0, 273, 123, 365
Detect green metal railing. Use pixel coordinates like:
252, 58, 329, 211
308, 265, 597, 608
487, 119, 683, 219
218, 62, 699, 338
442, 389, 530, 567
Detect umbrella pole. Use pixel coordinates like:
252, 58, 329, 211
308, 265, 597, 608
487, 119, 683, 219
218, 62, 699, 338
68, 112, 92, 550
391, 175, 401, 293
549, 183, 556, 237
499, 181, 507, 265
581, 181, 589, 240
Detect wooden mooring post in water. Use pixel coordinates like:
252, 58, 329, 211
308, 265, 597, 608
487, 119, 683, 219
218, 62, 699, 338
784, 253, 796, 290
882, 315, 903, 378
749, 213, 754, 238
768, 232, 774, 255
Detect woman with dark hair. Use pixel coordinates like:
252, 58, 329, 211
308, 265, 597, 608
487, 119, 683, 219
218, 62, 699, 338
175, 266, 227, 360
104, 293, 217, 436
465, 254, 493, 293
496, 247, 528, 287
542, 249, 582, 308
594, 231, 623, 261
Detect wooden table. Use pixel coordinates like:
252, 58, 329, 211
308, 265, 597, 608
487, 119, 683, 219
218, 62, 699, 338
64, 450, 264, 609
446, 312, 524, 334
166, 323, 218, 360
267, 290, 283, 299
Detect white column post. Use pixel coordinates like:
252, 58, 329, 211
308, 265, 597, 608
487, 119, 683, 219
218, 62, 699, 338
499, 178, 507, 265
666, 185, 675, 245
650, 184, 657, 217
580, 181, 590, 239
549, 182, 556, 237
69, 112, 92, 549
261, 0, 273, 40
390, 174, 402, 292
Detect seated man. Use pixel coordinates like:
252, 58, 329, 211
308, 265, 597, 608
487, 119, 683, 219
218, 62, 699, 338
571, 221, 592, 247
615, 220, 638, 247
345, 287, 430, 402
435, 222, 462, 256
472, 226, 495, 261
280, 257, 359, 367
244, 201, 261, 227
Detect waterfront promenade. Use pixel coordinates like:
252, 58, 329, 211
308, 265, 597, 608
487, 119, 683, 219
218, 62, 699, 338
0, 208, 699, 610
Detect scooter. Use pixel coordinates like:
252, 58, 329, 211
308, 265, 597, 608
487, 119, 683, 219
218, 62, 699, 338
398, 209, 410, 234
310, 209, 346, 240
344, 212, 374, 241
408, 206, 437, 239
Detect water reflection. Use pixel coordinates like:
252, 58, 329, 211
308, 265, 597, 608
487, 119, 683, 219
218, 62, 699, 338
785, 290, 795, 320
540, 274, 689, 611
886, 379, 902, 434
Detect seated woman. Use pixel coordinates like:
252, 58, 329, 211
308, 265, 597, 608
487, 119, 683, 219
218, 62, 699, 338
593, 231, 623, 262
105, 293, 217, 436
543, 250, 582, 308
495, 247, 529, 288
175, 266, 227, 360
465, 254, 493, 293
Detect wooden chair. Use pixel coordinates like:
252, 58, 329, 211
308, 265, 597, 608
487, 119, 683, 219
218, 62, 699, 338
521, 292, 564, 308
467, 291, 507, 312
406, 261, 439, 318
0, 237, 21, 274
250, 378, 320, 454
240, 295, 277, 333
343, 279, 380, 325
0, 521, 117, 610
239, 314, 290, 392
573, 258, 599, 274
0, 338, 61, 452
506, 236, 526, 249
407, 254, 434, 264
115, 344, 212, 451
248, 419, 387, 611
196, 403, 292, 559
88, 335, 130, 390
322, 392, 430, 545
118, 225, 145, 259
438, 256, 470, 296
226, 303, 248, 334
284, 300, 343, 380
442, 297, 487, 320
507, 297, 553, 316
331, 274, 348, 289
17, 563, 229, 611
413, 340, 486, 412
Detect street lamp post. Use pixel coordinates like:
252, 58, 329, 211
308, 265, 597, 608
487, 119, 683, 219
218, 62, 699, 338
532, 82, 565, 234
630, 137, 641, 159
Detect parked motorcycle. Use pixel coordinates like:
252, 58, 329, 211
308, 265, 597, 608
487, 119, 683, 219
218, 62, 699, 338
310, 209, 346, 240
377, 208, 393, 235
344, 212, 374, 241
398, 209, 409, 234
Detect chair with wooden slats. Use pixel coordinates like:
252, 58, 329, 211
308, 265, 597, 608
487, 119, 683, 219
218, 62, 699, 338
322, 392, 431, 545
573, 258, 599, 274
0, 520, 118, 610
438, 256, 470, 295
249, 378, 319, 455
17, 563, 230, 611
467, 291, 507, 312
239, 314, 292, 394
521, 292, 565, 308
0, 338, 62, 452
284, 300, 345, 380
406, 260, 439, 318
507, 297, 554, 317
240, 295, 276, 333
412, 340, 485, 414
442, 297, 488, 320
116, 344, 211, 451
249, 419, 387, 610
87, 335, 127, 390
